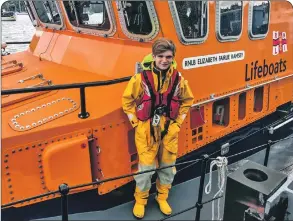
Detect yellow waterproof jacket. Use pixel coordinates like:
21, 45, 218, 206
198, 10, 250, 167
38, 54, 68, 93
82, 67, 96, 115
122, 54, 194, 129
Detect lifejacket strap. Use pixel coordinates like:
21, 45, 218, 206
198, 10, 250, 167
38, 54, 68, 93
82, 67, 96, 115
150, 120, 156, 142
166, 71, 180, 118
161, 120, 171, 139
143, 70, 156, 118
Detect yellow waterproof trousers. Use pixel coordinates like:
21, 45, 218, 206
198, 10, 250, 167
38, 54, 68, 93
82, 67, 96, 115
133, 117, 179, 204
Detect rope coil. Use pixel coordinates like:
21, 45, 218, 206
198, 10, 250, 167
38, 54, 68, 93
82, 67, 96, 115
205, 157, 228, 221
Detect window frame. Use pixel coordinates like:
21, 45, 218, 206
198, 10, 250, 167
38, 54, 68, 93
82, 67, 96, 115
62, 1, 116, 37
168, 1, 209, 45
248, 1, 270, 40
116, 1, 159, 41
24, 1, 38, 27
216, 1, 244, 42
29, 1, 64, 30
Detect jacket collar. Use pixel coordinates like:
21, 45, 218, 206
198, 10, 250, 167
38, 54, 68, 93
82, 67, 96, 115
153, 64, 167, 76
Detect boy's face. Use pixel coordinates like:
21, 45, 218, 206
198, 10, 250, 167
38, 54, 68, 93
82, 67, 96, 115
153, 50, 173, 71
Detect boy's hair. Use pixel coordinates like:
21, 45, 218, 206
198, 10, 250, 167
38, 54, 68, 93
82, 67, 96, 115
152, 38, 176, 56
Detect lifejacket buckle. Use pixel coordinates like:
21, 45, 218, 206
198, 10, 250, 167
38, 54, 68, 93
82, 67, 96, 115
152, 114, 160, 126
152, 106, 166, 126
155, 105, 166, 116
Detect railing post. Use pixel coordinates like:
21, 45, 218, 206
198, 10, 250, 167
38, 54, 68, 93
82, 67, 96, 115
195, 154, 209, 221
78, 87, 90, 119
59, 183, 69, 221
264, 140, 272, 167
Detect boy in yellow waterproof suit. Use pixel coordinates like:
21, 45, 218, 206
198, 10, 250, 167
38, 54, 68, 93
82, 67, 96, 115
122, 38, 194, 218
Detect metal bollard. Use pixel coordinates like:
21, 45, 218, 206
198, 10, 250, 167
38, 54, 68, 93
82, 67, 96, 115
264, 140, 272, 167
59, 183, 70, 221
195, 154, 209, 221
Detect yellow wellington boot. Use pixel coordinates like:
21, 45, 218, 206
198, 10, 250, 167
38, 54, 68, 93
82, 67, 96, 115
155, 196, 172, 215
133, 202, 145, 219
156, 181, 172, 215
133, 187, 149, 219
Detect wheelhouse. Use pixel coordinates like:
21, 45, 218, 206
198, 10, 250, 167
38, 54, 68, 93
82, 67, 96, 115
26, 1, 271, 42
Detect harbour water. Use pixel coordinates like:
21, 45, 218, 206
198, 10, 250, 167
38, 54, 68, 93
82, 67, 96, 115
1, 14, 35, 54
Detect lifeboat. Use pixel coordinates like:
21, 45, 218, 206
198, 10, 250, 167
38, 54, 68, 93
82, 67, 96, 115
1, 1, 293, 220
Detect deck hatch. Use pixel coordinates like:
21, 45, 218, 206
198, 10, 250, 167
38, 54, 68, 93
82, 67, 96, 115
8, 97, 79, 132
42, 135, 92, 191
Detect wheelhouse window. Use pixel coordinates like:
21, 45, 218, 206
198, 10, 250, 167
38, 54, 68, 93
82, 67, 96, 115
216, 1, 243, 41
32, 1, 61, 25
24, 1, 37, 26
249, 1, 270, 39
63, 1, 111, 32
117, 1, 159, 41
169, 1, 208, 44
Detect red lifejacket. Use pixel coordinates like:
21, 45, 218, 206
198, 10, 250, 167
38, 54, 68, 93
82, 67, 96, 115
136, 70, 181, 121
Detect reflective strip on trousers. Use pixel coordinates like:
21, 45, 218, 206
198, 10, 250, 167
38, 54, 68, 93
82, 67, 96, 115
134, 163, 156, 192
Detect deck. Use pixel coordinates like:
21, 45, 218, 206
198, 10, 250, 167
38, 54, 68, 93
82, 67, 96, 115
34, 134, 293, 220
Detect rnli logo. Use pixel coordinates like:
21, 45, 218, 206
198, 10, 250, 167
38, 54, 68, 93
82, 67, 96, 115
273, 31, 288, 56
